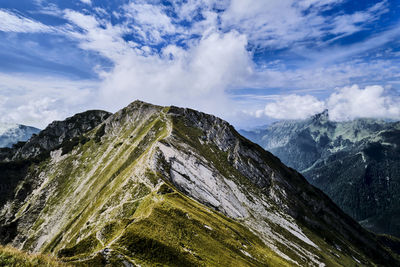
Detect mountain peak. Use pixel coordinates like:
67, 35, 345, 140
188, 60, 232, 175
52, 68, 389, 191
311, 109, 329, 122
0, 123, 18, 135
1, 102, 399, 266
0, 123, 40, 148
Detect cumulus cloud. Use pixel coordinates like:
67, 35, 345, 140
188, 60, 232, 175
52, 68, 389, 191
258, 85, 400, 121
327, 85, 400, 120
97, 31, 252, 116
261, 94, 325, 120
0, 9, 53, 33
61, 8, 254, 119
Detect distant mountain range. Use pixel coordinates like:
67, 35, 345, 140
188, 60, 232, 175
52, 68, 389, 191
0, 123, 40, 148
240, 110, 400, 237
1, 102, 399, 265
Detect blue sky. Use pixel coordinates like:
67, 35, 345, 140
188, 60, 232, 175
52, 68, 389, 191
0, 0, 399, 128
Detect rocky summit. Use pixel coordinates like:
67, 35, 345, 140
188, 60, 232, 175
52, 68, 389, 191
240, 110, 400, 238
0, 101, 399, 266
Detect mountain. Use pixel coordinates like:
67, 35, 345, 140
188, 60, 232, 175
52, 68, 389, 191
0, 101, 399, 266
0, 123, 40, 148
240, 110, 400, 237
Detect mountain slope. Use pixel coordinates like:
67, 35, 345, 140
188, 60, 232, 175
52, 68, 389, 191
0, 245, 69, 267
240, 111, 400, 237
0, 123, 40, 148
0, 101, 399, 266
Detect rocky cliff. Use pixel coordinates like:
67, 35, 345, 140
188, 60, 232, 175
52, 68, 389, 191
0, 102, 399, 266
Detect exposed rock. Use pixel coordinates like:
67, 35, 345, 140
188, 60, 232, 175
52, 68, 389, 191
0, 110, 111, 162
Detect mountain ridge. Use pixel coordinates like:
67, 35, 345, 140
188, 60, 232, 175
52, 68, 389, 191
240, 111, 400, 237
0, 101, 399, 266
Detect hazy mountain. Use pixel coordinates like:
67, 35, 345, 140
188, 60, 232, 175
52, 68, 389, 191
0, 102, 399, 266
0, 123, 40, 148
240, 110, 400, 237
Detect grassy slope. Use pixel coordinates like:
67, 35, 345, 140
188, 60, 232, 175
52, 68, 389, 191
63, 189, 291, 266
0, 245, 69, 267
5, 105, 286, 266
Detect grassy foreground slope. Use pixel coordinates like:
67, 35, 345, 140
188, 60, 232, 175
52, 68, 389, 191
0, 245, 69, 267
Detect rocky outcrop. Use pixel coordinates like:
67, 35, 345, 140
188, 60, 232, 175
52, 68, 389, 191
0, 110, 111, 231
0, 110, 111, 162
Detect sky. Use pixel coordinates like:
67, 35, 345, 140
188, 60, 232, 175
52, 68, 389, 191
0, 0, 399, 129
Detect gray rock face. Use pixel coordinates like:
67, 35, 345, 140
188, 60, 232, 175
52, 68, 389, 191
3, 110, 111, 161
0, 124, 40, 148
240, 111, 400, 237
168, 107, 275, 188
0, 109, 111, 214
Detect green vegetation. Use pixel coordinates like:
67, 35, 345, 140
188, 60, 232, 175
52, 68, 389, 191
58, 234, 101, 258
62, 190, 291, 266
0, 245, 69, 267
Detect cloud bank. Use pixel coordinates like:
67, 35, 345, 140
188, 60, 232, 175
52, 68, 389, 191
259, 85, 400, 121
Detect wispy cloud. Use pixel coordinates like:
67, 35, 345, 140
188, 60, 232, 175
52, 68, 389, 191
221, 0, 389, 48
329, 0, 389, 36
0, 9, 54, 33
79, 0, 92, 5
123, 2, 179, 44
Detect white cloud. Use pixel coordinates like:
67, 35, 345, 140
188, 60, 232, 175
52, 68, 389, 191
0, 9, 53, 33
0, 73, 98, 128
123, 2, 178, 44
221, 0, 322, 47
327, 85, 400, 121
58, 9, 254, 119
56, 4, 400, 125
0, 1, 398, 129
63, 10, 131, 60
97, 31, 252, 116
257, 85, 400, 121
262, 94, 325, 120
330, 1, 388, 36
79, 0, 92, 5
